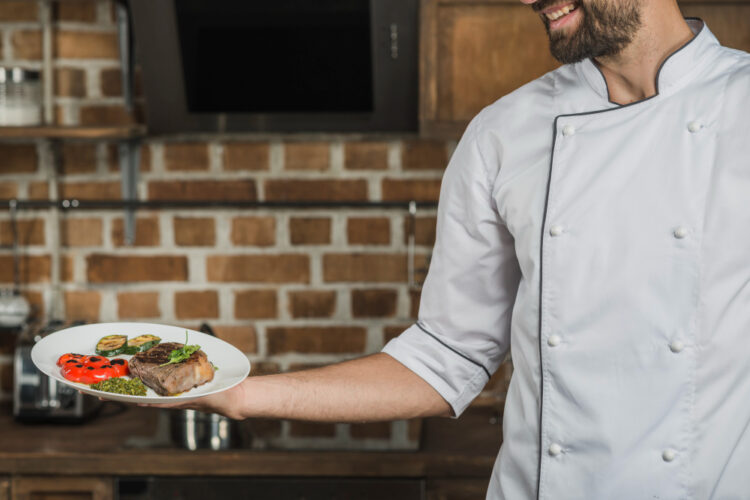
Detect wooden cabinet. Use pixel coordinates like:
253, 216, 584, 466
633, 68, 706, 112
420, 0, 750, 139
11, 477, 112, 500
0, 477, 9, 500
420, 0, 559, 138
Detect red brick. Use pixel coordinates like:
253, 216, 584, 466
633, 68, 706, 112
234, 290, 277, 319
56, 2, 97, 22
174, 217, 215, 247
284, 142, 330, 171
148, 180, 257, 201
164, 142, 209, 171
87, 254, 188, 283
0, 144, 37, 173
0, 2, 38, 21
0, 255, 50, 284
11, 31, 41, 59
55, 67, 86, 97
402, 140, 448, 170
0, 182, 18, 199
223, 142, 269, 171
56, 31, 118, 59
231, 216, 275, 246
344, 142, 389, 170
381, 179, 442, 202
23, 290, 44, 321
351, 289, 398, 318
267, 326, 366, 354
27, 181, 47, 199
112, 216, 160, 247
175, 291, 219, 320
350, 422, 392, 439
289, 217, 330, 245
60, 143, 97, 174
0, 218, 44, 246
288, 290, 336, 318
323, 254, 407, 283
207, 255, 309, 283
117, 291, 160, 319
264, 180, 367, 202
61, 255, 74, 283
100, 68, 122, 97
410, 289, 421, 318
250, 362, 281, 377
384, 325, 410, 343
289, 421, 336, 438
212, 325, 258, 353
60, 181, 121, 200
347, 217, 390, 245
404, 216, 437, 245
61, 218, 102, 247
79, 105, 135, 126
64, 290, 100, 322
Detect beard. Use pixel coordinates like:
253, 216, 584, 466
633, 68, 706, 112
535, 0, 643, 64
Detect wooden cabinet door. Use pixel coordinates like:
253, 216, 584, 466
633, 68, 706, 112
420, 0, 750, 139
0, 477, 9, 500
11, 477, 112, 500
420, 0, 559, 139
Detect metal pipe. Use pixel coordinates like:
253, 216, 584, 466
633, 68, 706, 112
0, 199, 438, 211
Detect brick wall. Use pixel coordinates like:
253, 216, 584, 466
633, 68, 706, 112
0, 1, 511, 450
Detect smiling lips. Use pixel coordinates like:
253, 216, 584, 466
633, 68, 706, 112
539, 1, 578, 22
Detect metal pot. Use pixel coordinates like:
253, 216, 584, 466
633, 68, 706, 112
169, 409, 243, 450
0, 289, 29, 328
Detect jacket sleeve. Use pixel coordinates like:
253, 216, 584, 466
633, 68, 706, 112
382, 114, 521, 417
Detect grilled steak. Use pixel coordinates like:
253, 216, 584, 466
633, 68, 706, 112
129, 342, 214, 396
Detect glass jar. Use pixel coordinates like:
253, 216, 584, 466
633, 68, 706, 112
0, 67, 42, 126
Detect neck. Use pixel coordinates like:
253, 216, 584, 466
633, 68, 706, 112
593, 3, 694, 105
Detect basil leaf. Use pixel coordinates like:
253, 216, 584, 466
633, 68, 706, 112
159, 331, 201, 367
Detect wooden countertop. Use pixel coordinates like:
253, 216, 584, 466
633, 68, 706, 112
0, 403, 501, 478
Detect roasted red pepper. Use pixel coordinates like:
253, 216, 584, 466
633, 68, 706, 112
57, 353, 129, 384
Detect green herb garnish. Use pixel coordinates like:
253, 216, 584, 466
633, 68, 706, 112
90, 377, 147, 396
160, 331, 201, 367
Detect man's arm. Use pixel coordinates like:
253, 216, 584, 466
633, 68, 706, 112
145, 353, 452, 421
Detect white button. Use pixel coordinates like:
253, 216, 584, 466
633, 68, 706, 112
549, 225, 564, 237
687, 121, 702, 133
548, 335, 561, 347
562, 125, 576, 137
673, 226, 689, 239
662, 449, 677, 462
549, 443, 563, 456
670, 340, 685, 353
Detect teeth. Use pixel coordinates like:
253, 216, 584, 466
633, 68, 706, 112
545, 4, 576, 20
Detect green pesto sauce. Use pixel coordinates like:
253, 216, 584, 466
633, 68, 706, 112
90, 377, 147, 396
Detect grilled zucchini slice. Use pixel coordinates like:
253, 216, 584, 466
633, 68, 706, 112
95, 335, 127, 356
123, 334, 161, 354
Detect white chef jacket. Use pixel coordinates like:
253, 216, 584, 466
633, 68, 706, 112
383, 19, 750, 499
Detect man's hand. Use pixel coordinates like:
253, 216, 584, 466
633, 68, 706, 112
139, 353, 452, 422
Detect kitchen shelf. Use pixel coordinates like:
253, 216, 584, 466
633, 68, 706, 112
0, 125, 145, 140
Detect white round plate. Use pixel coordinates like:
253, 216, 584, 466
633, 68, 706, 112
31, 322, 250, 404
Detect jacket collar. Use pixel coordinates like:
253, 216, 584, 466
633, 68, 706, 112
577, 18, 720, 103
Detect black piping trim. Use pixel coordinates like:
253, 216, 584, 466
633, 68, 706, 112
536, 19, 705, 498
589, 17, 704, 105
415, 322, 491, 380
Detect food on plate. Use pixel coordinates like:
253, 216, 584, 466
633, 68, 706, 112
95, 334, 128, 356
90, 377, 147, 396
129, 342, 215, 396
124, 334, 161, 354
57, 353, 129, 384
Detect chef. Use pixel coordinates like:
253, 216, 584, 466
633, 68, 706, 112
150, 0, 750, 498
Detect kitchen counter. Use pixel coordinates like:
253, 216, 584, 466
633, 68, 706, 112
0, 403, 501, 480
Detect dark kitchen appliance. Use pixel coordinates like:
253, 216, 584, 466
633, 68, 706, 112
129, 0, 418, 133
13, 320, 103, 423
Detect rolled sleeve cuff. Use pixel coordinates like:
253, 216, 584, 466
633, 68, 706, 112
381, 323, 490, 417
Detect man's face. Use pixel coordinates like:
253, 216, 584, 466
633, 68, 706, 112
530, 0, 643, 64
